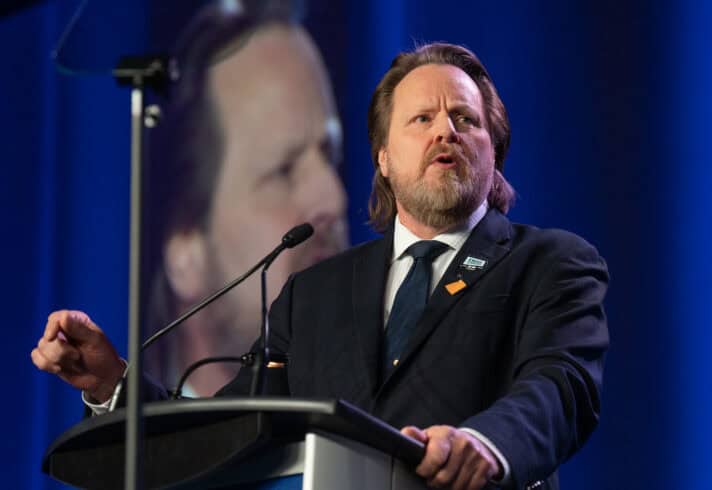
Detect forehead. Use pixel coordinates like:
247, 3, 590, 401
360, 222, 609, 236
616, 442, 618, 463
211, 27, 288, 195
208, 25, 336, 147
392, 63, 483, 111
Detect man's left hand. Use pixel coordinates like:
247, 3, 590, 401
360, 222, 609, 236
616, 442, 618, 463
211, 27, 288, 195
401, 425, 501, 490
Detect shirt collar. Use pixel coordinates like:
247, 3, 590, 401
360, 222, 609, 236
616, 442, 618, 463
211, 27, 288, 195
392, 201, 489, 262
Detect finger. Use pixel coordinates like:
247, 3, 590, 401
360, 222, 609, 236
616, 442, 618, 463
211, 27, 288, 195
467, 437, 499, 481
452, 466, 472, 490
428, 434, 466, 488
479, 453, 498, 481
58, 310, 97, 343
466, 461, 492, 490
31, 348, 61, 374
416, 428, 452, 479
37, 337, 80, 365
43, 310, 67, 341
451, 449, 481, 490
423, 425, 451, 439
401, 425, 428, 443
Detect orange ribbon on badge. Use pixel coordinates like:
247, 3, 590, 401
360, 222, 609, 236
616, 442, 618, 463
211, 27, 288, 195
445, 279, 467, 295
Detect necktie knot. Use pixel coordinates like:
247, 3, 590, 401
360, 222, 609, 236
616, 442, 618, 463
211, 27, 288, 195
406, 240, 449, 262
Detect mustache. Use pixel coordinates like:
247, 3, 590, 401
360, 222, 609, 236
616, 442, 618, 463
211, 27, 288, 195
422, 144, 468, 168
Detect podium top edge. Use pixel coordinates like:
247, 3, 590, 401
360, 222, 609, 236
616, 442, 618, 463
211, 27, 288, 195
44, 397, 423, 460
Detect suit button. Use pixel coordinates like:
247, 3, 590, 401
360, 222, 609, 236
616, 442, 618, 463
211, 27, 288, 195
393, 359, 399, 366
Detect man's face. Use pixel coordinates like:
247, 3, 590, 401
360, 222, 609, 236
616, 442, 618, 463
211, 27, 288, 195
168, 25, 347, 365
378, 63, 495, 230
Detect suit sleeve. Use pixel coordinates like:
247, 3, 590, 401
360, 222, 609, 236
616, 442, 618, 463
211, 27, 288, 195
463, 235, 609, 488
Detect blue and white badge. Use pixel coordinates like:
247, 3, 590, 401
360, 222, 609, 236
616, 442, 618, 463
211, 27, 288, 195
461, 256, 487, 270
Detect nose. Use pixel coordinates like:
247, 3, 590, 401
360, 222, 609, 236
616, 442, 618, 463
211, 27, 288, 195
434, 114, 461, 144
299, 148, 348, 247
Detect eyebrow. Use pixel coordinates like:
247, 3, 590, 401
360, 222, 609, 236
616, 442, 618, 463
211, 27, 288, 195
278, 117, 343, 169
448, 103, 479, 112
408, 101, 480, 113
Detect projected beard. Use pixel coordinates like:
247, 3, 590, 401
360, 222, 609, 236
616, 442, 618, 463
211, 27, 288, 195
386, 145, 493, 230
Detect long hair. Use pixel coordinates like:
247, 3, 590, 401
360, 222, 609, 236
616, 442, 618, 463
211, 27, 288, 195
367, 43, 516, 232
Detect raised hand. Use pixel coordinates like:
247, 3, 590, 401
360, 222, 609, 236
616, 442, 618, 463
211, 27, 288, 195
31, 310, 125, 403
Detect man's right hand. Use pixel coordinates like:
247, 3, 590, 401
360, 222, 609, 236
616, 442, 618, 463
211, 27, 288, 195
31, 310, 125, 403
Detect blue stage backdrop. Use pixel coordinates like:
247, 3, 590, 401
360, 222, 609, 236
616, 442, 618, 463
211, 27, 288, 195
2, 0, 710, 488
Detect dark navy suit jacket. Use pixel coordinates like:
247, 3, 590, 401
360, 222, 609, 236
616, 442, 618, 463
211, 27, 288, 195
218, 209, 609, 489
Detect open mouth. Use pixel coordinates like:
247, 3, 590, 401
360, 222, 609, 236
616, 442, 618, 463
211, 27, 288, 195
432, 154, 456, 166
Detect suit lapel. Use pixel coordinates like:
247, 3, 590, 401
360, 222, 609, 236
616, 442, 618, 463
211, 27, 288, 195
352, 232, 393, 396
379, 210, 513, 389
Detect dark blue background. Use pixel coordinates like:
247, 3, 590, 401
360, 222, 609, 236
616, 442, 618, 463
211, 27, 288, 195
2, 1, 710, 488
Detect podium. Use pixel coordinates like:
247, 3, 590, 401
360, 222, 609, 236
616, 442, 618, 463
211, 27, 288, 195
42, 398, 429, 489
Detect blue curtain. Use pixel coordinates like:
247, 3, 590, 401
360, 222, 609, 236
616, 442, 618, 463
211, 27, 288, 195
670, 1, 712, 487
1, 1, 141, 487
333, 1, 712, 488
3, 0, 711, 488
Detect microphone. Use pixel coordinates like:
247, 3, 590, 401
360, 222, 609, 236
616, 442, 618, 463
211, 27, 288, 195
282, 222, 314, 247
262, 222, 314, 269
108, 222, 314, 410
141, 222, 313, 352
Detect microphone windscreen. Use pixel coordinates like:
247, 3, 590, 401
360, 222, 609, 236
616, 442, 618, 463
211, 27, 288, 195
282, 223, 314, 248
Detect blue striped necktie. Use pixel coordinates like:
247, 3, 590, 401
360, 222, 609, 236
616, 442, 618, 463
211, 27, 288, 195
382, 240, 449, 378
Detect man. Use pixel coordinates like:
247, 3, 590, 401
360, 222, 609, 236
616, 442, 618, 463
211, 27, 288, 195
32, 43, 608, 490
141, 6, 348, 396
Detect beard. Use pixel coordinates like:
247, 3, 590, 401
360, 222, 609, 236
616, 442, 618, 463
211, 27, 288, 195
387, 145, 492, 230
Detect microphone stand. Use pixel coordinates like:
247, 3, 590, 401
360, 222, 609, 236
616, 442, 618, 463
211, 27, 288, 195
248, 223, 312, 396
113, 55, 170, 490
249, 260, 273, 396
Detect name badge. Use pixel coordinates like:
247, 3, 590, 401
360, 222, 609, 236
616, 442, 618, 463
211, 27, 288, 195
461, 256, 487, 270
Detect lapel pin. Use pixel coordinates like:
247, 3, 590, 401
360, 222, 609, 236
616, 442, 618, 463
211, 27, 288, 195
445, 279, 467, 295
461, 256, 487, 271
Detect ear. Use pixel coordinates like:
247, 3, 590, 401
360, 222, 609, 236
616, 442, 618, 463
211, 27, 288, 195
164, 230, 209, 304
377, 148, 389, 178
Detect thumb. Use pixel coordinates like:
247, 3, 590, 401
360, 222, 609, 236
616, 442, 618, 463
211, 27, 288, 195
401, 425, 428, 443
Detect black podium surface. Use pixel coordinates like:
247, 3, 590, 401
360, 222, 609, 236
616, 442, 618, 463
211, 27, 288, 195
43, 398, 425, 489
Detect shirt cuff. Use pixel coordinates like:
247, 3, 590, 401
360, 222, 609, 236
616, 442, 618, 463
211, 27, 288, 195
458, 427, 511, 485
82, 391, 112, 416
81, 358, 128, 416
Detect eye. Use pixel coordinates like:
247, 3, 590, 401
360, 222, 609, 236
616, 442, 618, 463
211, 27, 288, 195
273, 160, 296, 180
455, 113, 478, 126
413, 114, 431, 123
